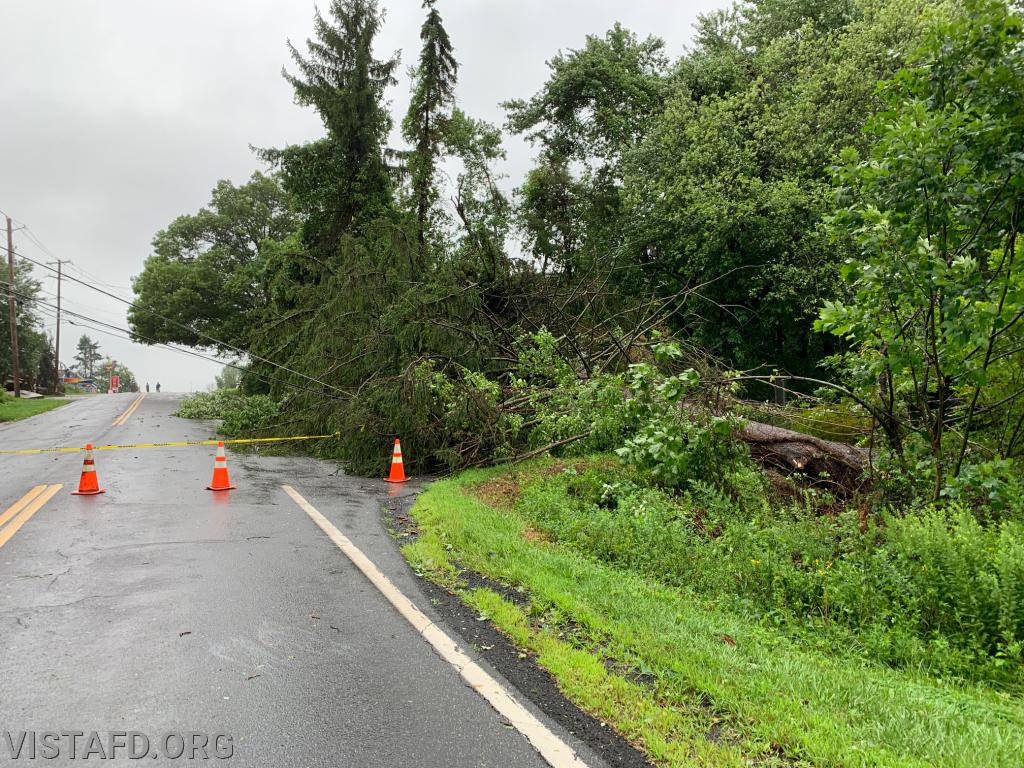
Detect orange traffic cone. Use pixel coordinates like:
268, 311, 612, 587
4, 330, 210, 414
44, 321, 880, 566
71, 444, 106, 495
385, 438, 408, 483
206, 441, 236, 491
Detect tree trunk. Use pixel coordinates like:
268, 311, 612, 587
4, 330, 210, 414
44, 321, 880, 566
739, 421, 867, 496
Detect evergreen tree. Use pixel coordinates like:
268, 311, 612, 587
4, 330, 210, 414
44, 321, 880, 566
402, 0, 458, 264
267, 0, 398, 261
73, 335, 101, 379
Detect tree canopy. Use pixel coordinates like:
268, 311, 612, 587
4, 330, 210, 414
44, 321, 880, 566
622, 0, 937, 376
818, 0, 1024, 499
1, 259, 54, 392
127, 0, 1024, 494
129, 173, 297, 352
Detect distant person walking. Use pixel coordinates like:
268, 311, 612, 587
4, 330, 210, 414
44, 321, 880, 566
155, 382, 161, 393
145, 383, 150, 393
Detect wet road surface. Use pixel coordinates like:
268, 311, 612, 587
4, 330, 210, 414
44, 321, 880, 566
0, 393, 601, 767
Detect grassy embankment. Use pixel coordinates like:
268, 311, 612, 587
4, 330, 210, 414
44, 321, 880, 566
402, 456, 1024, 768
0, 397, 68, 422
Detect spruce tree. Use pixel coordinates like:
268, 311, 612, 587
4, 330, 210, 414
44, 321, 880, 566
402, 0, 458, 264
74, 335, 101, 379
276, 0, 398, 255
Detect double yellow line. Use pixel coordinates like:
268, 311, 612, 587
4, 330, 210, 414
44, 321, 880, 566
0, 484, 62, 550
112, 393, 146, 426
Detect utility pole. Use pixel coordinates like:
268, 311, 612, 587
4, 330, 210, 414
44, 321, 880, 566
6, 216, 20, 398
47, 259, 68, 393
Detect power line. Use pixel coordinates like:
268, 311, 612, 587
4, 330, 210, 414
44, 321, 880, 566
19, 227, 133, 291
10, 245, 349, 397
4, 270, 134, 329
0, 278, 349, 402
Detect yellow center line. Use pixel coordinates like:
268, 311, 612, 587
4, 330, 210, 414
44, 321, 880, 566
112, 393, 146, 427
0, 485, 49, 529
113, 391, 145, 428
0, 484, 63, 550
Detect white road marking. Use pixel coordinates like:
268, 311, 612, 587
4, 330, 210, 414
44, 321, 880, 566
281, 484, 590, 768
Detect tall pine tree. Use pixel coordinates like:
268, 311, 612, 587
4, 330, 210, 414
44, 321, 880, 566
402, 0, 458, 264
268, 0, 398, 261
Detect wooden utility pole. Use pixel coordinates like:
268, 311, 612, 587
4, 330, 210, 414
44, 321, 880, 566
6, 216, 20, 398
47, 259, 68, 393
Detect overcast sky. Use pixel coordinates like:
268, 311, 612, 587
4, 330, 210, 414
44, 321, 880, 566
1, 0, 724, 392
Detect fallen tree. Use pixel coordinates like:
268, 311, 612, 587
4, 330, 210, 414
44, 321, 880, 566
739, 421, 867, 496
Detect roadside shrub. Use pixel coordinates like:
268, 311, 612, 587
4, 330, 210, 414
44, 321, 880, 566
527, 373, 634, 455
831, 508, 1024, 679
515, 458, 1024, 685
618, 413, 750, 492
611, 344, 754, 492
940, 458, 1024, 523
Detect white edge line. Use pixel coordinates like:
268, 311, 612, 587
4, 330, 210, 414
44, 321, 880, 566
280, 484, 590, 768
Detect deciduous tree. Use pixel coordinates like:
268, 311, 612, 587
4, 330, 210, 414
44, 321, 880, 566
505, 24, 669, 272
818, 0, 1024, 497
129, 173, 297, 352
622, 0, 936, 376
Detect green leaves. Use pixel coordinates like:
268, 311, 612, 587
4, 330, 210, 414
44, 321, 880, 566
275, 0, 398, 246
176, 390, 280, 436
617, 412, 750, 492
504, 23, 669, 164
817, 0, 1024, 492
128, 173, 296, 352
506, 24, 669, 274
620, 0, 930, 375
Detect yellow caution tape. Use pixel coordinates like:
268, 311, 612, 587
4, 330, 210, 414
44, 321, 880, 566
0, 433, 339, 456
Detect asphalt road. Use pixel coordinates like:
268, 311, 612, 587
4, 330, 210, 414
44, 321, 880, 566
0, 393, 601, 767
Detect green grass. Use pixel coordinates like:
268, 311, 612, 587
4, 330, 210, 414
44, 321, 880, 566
0, 396, 68, 422
403, 459, 1024, 768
